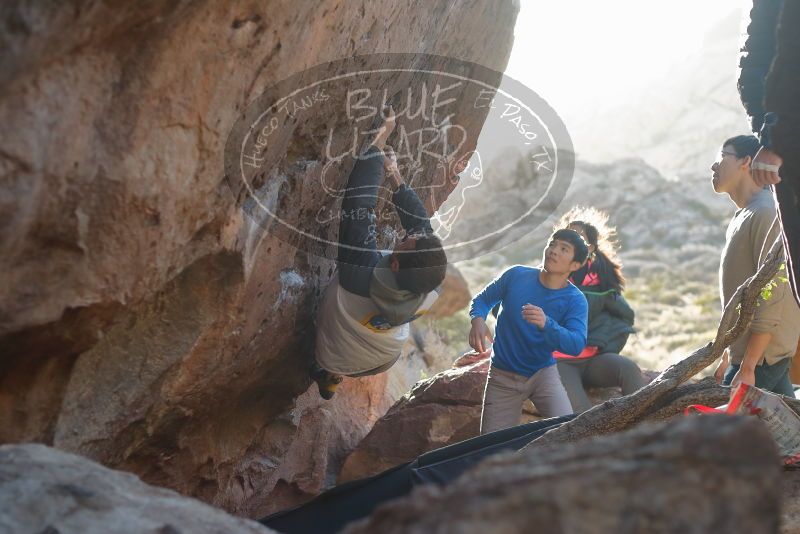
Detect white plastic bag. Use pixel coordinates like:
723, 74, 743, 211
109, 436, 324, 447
686, 382, 800, 465
726, 383, 800, 464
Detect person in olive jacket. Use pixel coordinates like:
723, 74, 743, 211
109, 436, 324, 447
554, 208, 645, 412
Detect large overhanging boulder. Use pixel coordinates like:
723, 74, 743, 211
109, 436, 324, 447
0, 444, 273, 534
0, 0, 518, 517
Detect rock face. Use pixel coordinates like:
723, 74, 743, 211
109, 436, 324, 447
340, 351, 656, 482
0, 444, 272, 534
343, 416, 782, 534
0, 0, 518, 517
340, 356, 488, 482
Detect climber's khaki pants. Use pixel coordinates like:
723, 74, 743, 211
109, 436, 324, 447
480, 364, 573, 434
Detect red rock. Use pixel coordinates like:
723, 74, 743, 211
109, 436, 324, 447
452, 349, 491, 368
428, 265, 472, 318
339, 360, 488, 482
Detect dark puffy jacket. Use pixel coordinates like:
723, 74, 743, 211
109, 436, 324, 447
581, 288, 635, 356
739, 0, 800, 308
765, 0, 800, 308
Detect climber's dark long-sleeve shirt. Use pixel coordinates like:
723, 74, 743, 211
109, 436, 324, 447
337, 145, 432, 297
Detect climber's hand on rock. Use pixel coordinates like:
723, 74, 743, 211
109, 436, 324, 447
372, 107, 397, 150
714, 350, 729, 385
521, 304, 546, 329
469, 317, 493, 354
752, 147, 782, 187
383, 146, 404, 192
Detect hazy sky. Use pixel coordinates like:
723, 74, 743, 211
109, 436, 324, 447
506, 0, 746, 117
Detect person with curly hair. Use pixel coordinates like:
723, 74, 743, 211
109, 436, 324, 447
554, 207, 646, 413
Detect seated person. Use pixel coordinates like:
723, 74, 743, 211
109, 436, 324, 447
554, 209, 645, 412
469, 229, 589, 434
311, 109, 448, 399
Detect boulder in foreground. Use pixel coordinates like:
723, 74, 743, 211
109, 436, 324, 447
0, 444, 273, 534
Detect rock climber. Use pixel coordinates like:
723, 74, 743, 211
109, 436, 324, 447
311, 109, 449, 399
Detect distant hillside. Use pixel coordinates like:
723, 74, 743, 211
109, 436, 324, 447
570, 8, 748, 179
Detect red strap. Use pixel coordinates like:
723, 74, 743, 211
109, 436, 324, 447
727, 383, 762, 415
684, 384, 762, 417
553, 346, 599, 359
728, 382, 748, 413
581, 271, 601, 287
684, 404, 726, 415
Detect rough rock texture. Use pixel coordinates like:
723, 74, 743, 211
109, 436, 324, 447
784, 469, 800, 534
340, 351, 656, 482
340, 356, 488, 482
0, 0, 518, 517
344, 416, 782, 534
0, 444, 272, 534
428, 264, 471, 318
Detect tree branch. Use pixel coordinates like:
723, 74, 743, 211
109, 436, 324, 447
525, 237, 785, 448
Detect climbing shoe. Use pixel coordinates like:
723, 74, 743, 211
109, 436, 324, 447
310, 362, 343, 400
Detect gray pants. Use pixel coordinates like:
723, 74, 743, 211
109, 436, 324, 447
480, 364, 573, 434
557, 353, 646, 413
